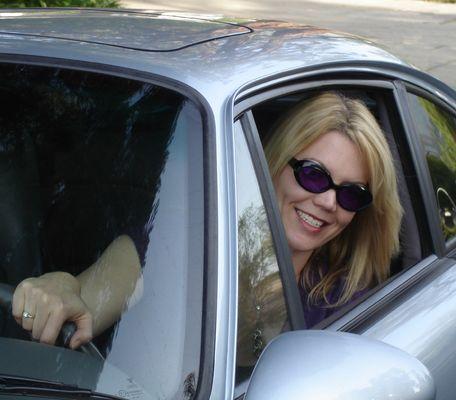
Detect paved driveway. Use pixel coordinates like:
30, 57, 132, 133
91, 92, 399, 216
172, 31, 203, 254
121, 0, 456, 90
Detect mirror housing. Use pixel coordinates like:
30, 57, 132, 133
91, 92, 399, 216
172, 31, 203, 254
245, 330, 435, 400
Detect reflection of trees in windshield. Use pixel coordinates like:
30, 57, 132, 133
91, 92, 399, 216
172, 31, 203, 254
347, 366, 431, 399
237, 204, 287, 366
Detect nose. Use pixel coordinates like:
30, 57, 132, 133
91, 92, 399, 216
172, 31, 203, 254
313, 189, 337, 212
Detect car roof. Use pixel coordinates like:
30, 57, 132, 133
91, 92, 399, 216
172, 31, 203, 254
0, 9, 252, 51
0, 8, 408, 105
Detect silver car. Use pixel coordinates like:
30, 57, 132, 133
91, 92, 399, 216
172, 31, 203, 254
0, 8, 455, 400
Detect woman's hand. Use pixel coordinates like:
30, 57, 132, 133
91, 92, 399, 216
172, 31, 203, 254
12, 272, 93, 349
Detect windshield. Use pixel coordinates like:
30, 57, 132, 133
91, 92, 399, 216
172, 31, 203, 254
0, 64, 204, 400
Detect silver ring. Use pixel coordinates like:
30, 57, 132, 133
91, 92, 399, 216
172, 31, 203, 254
22, 311, 34, 319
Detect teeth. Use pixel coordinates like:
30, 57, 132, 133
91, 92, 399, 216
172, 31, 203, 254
296, 209, 323, 228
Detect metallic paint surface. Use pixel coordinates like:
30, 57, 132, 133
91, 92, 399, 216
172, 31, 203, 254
208, 102, 238, 400
327, 255, 441, 332
245, 331, 435, 400
0, 9, 251, 51
358, 259, 456, 400
0, 9, 406, 108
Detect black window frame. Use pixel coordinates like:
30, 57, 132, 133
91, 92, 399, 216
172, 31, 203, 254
0, 55, 217, 400
237, 113, 306, 331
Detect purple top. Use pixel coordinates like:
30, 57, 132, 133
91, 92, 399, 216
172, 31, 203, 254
298, 280, 367, 327
298, 256, 369, 327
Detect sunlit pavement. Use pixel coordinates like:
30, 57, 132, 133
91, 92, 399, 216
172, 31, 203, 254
120, 0, 456, 90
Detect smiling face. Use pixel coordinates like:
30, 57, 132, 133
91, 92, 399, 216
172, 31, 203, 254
273, 130, 369, 271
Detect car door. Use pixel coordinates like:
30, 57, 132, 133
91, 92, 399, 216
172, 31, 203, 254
232, 70, 456, 399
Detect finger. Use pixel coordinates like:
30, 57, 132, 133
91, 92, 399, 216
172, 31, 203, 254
69, 312, 93, 349
39, 312, 66, 346
12, 284, 26, 325
21, 295, 37, 332
31, 308, 50, 341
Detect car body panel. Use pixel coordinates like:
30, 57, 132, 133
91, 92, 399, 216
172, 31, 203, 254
0, 9, 251, 51
0, 8, 455, 400
0, 9, 408, 109
354, 258, 456, 400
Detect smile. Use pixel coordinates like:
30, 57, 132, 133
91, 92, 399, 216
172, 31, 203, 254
296, 209, 324, 229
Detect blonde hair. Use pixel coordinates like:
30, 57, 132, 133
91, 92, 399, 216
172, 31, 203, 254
265, 92, 403, 306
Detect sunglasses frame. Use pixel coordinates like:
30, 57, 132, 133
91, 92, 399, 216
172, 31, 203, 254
288, 158, 373, 212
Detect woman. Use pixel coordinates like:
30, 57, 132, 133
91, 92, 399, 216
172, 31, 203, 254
265, 92, 403, 326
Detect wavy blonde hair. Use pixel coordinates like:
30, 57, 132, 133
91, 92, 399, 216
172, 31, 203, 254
265, 92, 403, 306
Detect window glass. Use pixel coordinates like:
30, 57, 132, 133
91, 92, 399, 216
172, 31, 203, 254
407, 93, 456, 241
0, 64, 204, 400
234, 121, 288, 385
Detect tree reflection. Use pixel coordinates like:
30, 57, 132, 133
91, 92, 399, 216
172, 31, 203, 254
340, 367, 431, 400
237, 204, 287, 366
420, 98, 456, 172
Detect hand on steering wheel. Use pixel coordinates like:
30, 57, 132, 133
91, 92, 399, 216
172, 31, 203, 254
11, 272, 93, 349
0, 279, 103, 360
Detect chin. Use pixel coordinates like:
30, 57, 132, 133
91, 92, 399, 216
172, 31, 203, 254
288, 236, 320, 254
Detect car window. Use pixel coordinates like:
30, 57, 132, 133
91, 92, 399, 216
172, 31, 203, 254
0, 64, 204, 400
406, 93, 456, 243
233, 121, 289, 387
252, 87, 425, 268
237, 87, 432, 334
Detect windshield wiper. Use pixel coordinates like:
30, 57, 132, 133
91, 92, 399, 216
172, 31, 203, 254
0, 374, 121, 399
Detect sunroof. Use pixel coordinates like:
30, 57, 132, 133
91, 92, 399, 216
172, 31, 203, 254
0, 9, 252, 51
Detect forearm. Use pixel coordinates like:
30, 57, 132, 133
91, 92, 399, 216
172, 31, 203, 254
77, 235, 142, 336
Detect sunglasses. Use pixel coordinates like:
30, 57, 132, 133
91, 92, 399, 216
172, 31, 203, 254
288, 158, 372, 212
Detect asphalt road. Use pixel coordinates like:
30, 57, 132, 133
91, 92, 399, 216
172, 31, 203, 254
121, 0, 456, 90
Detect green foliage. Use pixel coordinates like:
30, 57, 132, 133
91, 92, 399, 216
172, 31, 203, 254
419, 97, 456, 175
0, 0, 119, 7
422, 94, 456, 241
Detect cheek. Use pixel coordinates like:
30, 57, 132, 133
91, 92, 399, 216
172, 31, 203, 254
336, 211, 356, 230
272, 178, 284, 210
273, 172, 291, 210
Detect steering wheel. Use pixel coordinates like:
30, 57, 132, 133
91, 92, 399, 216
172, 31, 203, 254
0, 282, 104, 361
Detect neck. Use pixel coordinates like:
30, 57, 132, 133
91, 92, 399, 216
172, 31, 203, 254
291, 250, 313, 282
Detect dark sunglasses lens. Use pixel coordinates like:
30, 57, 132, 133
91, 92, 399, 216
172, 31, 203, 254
337, 186, 372, 212
297, 166, 330, 193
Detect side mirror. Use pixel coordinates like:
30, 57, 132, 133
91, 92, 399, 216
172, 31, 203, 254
245, 330, 435, 400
